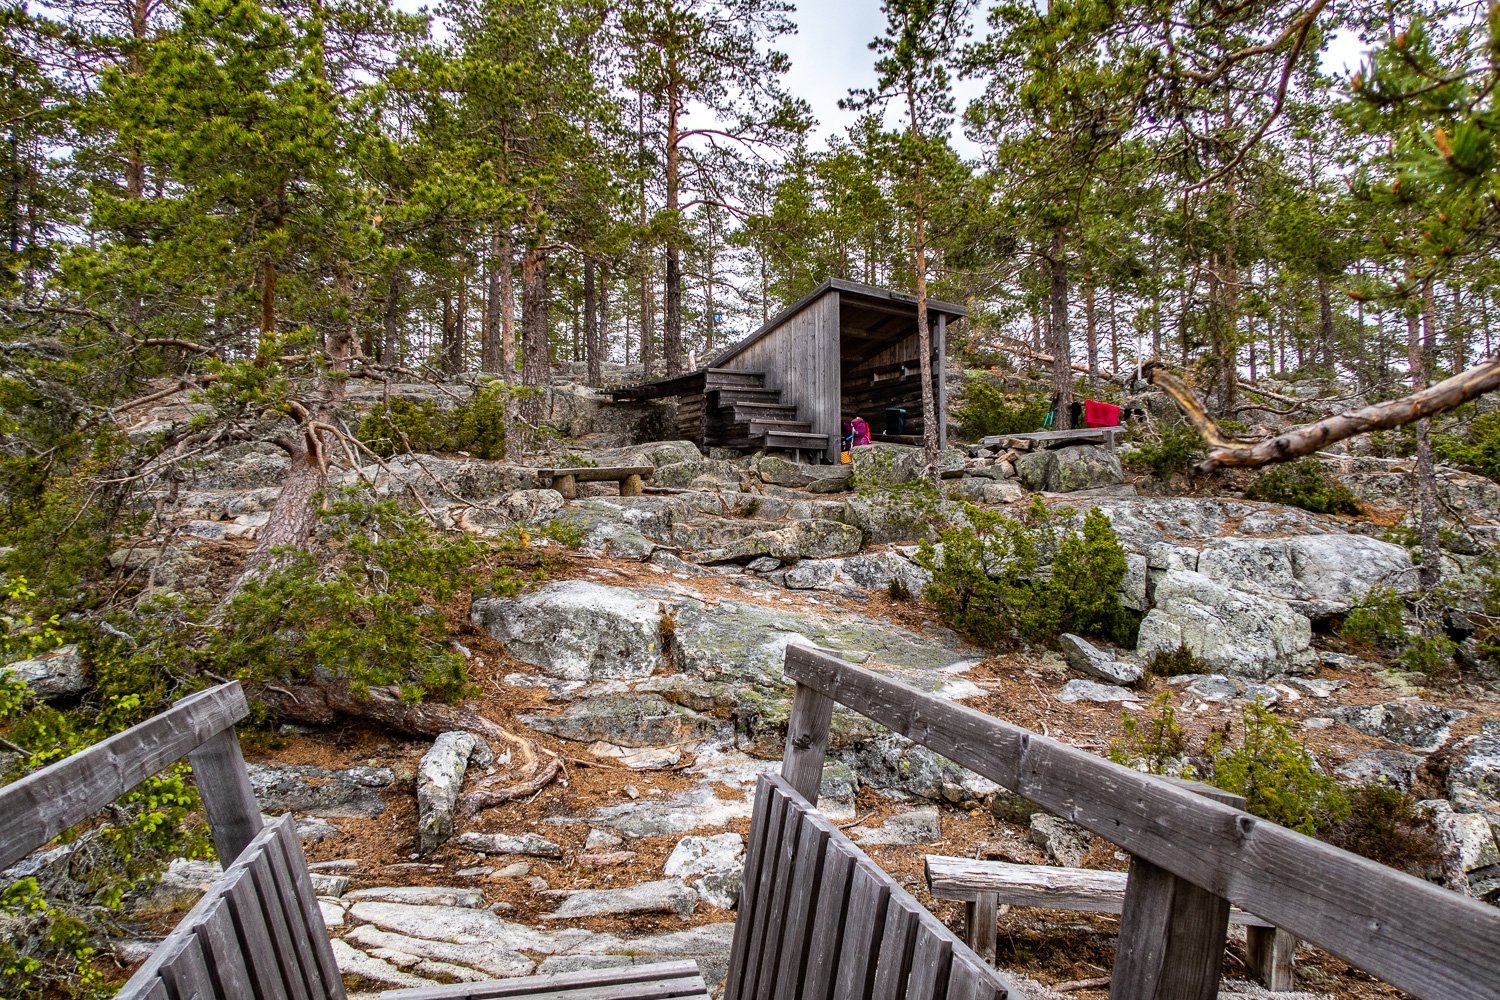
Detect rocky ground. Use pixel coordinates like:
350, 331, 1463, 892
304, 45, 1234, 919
21, 373, 1500, 1000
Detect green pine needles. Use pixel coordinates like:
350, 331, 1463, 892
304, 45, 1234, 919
914, 497, 1139, 648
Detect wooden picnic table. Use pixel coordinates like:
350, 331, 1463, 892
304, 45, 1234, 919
982, 426, 1124, 451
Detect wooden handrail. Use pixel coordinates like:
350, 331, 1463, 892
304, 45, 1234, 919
783, 645, 1500, 1000
0, 681, 255, 871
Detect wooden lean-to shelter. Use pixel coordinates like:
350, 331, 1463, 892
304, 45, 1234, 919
609, 278, 967, 463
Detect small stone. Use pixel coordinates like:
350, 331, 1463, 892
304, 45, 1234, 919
746, 556, 781, 573
451, 832, 564, 857
308, 873, 349, 897
850, 808, 941, 846
417, 731, 477, 854
694, 868, 744, 910
588, 741, 682, 769
1303, 718, 1334, 730
456, 865, 495, 877
1058, 633, 1143, 686
1057, 679, 1139, 704
527, 876, 550, 891
581, 851, 638, 868
663, 833, 744, 879
542, 878, 698, 920
1185, 674, 1244, 703
624, 785, 641, 799
584, 828, 623, 851
1030, 813, 1093, 868
494, 862, 531, 878
343, 886, 485, 908
307, 859, 358, 871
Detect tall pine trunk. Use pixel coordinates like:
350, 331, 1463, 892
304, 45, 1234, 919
501, 231, 516, 382
1410, 301, 1441, 597
483, 230, 502, 374
382, 270, 400, 366
1049, 225, 1072, 430
520, 243, 552, 430
1084, 276, 1098, 393
907, 94, 939, 480
584, 257, 601, 387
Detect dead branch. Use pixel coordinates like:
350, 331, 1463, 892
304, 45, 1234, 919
1144, 359, 1500, 471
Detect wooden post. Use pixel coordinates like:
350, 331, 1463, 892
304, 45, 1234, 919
779, 681, 835, 804
621, 473, 643, 497
1246, 926, 1297, 991
554, 474, 576, 500
1110, 780, 1245, 1000
188, 728, 264, 865
965, 891, 998, 966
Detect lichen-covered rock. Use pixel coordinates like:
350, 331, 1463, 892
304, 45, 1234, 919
842, 494, 969, 544
1014, 445, 1123, 493
654, 459, 744, 489
471, 580, 667, 680
1448, 721, 1500, 822
1029, 814, 1093, 867
519, 694, 723, 748
707, 519, 863, 563
1057, 679, 1139, 703
755, 455, 829, 487
663, 833, 744, 879
1194, 534, 1414, 613
1135, 570, 1315, 680
246, 763, 393, 818
1330, 702, 1466, 752
416, 731, 476, 854
1058, 633, 1142, 685
849, 733, 999, 803
451, 832, 564, 857
2, 644, 87, 700
543, 879, 698, 920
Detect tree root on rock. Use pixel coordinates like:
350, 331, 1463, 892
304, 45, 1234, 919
253, 680, 561, 812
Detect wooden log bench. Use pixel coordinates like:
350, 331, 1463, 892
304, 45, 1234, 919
924, 856, 1297, 991
535, 466, 655, 499
980, 427, 1124, 452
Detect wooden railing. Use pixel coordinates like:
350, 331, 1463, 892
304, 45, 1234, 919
0, 682, 260, 873
780, 645, 1500, 1000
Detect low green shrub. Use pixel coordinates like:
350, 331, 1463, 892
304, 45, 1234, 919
915, 497, 1139, 647
1322, 785, 1443, 876
356, 382, 511, 460
957, 382, 1049, 437
1112, 697, 1350, 836
1127, 426, 1202, 480
1241, 458, 1363, 515
1435, 412, 1500, 483
1145, 643, 1209, 677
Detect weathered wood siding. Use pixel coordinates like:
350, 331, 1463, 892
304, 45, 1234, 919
720, 290, 841, 461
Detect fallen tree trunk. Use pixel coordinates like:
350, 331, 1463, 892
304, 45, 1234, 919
1145, 358, 1500, 471
254, 680, 561, 812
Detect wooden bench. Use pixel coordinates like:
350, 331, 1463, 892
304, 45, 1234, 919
924, 857, 1297, 990
981, 428, 1123, 452
535, 466, 654, 499
114, 814, 346, 1000
778, 644, 1500, 1000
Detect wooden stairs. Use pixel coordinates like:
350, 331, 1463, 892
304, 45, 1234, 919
612, 368, 830, 457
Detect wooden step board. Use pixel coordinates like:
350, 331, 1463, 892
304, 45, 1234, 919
761, 430, 831, 452
717, 401, 801, 422
378, 959, 710, 1000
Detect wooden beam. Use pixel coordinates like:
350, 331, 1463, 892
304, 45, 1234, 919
782, 645, 1500, 1000
0, 682, 247, 871
188, 727, 265, 866
780, 682, 836, 804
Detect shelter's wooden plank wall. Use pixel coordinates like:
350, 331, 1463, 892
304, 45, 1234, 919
720, 291, 841, 461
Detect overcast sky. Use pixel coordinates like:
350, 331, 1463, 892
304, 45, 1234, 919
396, 0, 1373, 160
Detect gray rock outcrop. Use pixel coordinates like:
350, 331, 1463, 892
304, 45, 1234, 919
1058, 633, 1142, 685
2, 644, 87, 700
1015, 445, 1124, 494
1135, 570, 1315, 679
